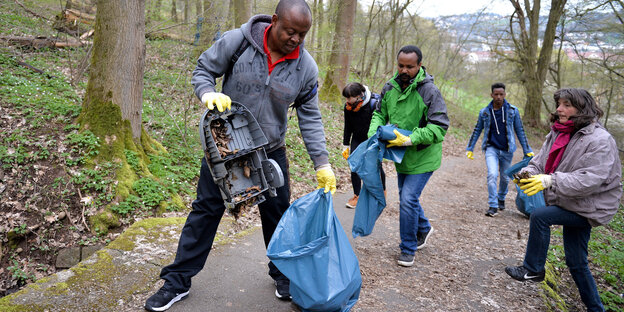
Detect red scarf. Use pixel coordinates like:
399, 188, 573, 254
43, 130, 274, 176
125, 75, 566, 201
345, 99, 364, 112
544, 120, 574, 174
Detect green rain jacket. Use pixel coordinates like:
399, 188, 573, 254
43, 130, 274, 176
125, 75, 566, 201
368, 68, 449, 174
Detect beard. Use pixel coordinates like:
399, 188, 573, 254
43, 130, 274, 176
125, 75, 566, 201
398, 73, 411, 83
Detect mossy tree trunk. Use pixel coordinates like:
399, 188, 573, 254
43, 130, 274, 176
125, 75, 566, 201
83, 0, 145, 139
79, 0, 170, 234
80, 0, 164, 195
320, 0, 356, 105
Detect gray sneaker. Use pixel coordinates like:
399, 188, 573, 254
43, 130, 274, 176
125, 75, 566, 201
397, 252, 414, 267
417, 227, 434, 250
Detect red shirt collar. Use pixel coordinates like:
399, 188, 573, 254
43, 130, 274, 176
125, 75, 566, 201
263, 25, 300, 73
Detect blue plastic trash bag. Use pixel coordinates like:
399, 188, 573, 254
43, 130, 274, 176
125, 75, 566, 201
267, 190, 361, 312
348, 125, 411, 238
504, 156, 546, 216
376, 125, 412, 163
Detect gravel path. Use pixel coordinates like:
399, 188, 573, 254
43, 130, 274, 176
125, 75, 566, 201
349, 150, 548, 311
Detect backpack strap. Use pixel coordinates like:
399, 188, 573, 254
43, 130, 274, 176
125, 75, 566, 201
378, 83, 394, 112
380, 83, 393, 99
223, 36, 251, 85
291, 81, 318, 109
368, 93, 381, 111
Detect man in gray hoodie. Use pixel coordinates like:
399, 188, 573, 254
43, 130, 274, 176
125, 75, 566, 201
145, 0, 336, 311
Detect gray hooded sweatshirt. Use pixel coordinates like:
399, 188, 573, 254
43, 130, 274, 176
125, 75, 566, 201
191, 14, 329, 168
522, 122, 622, 226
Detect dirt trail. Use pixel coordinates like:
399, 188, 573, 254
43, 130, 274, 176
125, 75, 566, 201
350, 149, 548, 311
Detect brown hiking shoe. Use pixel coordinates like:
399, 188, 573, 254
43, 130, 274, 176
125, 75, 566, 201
346, 195, 358, 208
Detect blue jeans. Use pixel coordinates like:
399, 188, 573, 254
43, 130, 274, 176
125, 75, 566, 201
485, 146, 513, 208
398, 172, 433, 255
523, 205, 604, 312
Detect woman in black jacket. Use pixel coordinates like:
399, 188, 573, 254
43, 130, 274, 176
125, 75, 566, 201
342, 82, 386, 208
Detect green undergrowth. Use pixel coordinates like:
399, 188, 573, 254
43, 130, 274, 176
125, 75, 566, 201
546, 207, 624, 311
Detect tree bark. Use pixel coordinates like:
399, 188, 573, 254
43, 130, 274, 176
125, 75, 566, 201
196, 0, 202, 16
309, 0, 317, 52
83, 0, 146, 139
509, 0, 567, 127
231, 0, 252, 28
184, 0, 189, 24
322, 0, 357, 96
315, 0, 324, 63
328, 0, 357, 90
171, 0, 178, 22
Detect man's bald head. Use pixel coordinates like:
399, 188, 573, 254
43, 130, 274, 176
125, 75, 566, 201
275, 0, 312, 19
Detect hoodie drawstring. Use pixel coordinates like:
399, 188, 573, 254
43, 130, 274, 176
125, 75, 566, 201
491, 106, 505, 135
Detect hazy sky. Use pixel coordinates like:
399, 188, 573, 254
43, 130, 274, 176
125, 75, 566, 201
359, 0, 515, 18
416, 0, 513, 17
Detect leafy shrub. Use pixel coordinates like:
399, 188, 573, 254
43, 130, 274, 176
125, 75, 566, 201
111, 195, 142, 215
132, 177, 167, 207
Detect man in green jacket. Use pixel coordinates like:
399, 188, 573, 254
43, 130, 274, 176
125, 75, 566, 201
368, 45, 449, 267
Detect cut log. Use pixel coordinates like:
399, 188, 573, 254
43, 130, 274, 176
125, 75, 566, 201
0, 35, 90, 49
64, 8, 95, 24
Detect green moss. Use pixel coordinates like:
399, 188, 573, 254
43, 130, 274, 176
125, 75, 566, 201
0, 302, 40, 312
140, 127, 167, 155
89, 210, 121, 235
319, 80, 342, 105
6, 230, 20, 249
170, 193, 186, 211
157, 200, 169, 214
45, 281, 69, 296
115, 161, 136, 199
78, 99, 124, 160
540, 262, 568, 312
107, 217, 186, 251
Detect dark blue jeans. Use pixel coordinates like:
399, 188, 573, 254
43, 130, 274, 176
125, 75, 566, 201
398, 172, 433, 255
523, 205, 604, 312
160, 147, 291, 292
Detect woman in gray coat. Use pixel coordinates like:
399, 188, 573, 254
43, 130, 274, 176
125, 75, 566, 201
505, 88, 622, 312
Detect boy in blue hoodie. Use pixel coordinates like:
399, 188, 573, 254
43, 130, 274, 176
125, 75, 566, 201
466, 83, 533, 217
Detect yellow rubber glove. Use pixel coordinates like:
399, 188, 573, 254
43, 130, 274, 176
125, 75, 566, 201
519, 174, 552, 196
316, 164, 336, 194
386, 130, 412, 148
201, 92, 232, 112
342, 146, 350, 160
526, 152, 535, 157
466, 151, 474, 160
